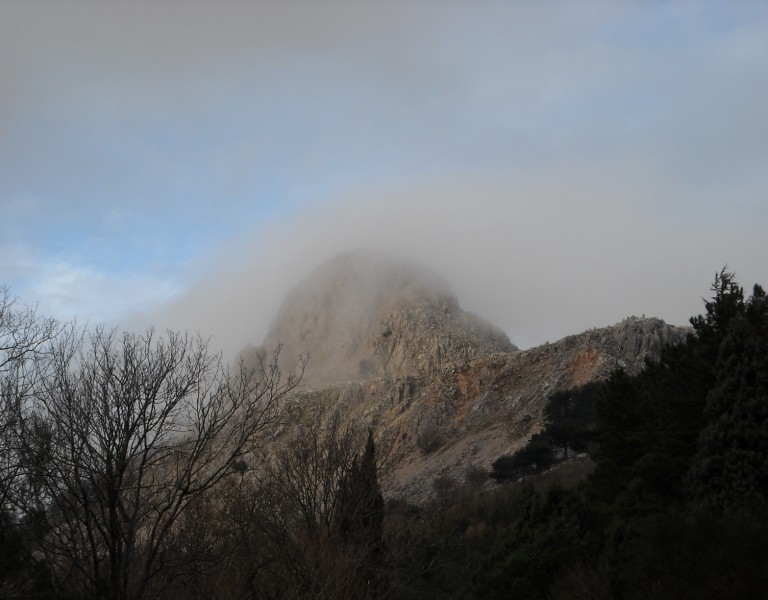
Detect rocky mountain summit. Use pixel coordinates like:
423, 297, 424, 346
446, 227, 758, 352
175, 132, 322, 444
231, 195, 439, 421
257, 251, 515, 384
250, 251, 688, 502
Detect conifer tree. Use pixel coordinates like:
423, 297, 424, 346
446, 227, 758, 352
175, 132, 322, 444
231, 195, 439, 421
688, 284, 768, 512
590, 270, 746, 508
337, 429, 385, 597
545, 382, 600, 459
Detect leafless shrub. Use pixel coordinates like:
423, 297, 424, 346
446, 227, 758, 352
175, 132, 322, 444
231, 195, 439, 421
17, 326, 302, 600
416, 421, 445, 454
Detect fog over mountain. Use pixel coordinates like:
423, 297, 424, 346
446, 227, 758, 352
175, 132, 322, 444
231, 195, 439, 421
249, 250, 514, 384
139, 164, 765, 359
2, 3, 766, 351
228, 246, 688, 502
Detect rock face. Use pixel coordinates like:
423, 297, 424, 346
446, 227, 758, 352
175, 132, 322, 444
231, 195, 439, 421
251, 251, 688, 502
257, 251, 515, 385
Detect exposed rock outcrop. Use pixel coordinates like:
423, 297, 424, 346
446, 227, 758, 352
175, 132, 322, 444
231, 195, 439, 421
254, 250, 515, 385
248, 251, 688, 503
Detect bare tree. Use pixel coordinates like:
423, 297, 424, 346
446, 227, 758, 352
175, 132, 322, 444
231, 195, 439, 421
155, 475, 265, 600
0, 287, 61, 373
0, 287, 64, 597
0, 286, 63, 512
254, 415, 387, 599
19, 326, 301, 600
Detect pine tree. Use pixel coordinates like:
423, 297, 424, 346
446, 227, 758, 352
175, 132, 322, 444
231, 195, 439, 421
545, 382, 600, 459
689, 268, 745, 361
688, 284, 768, 512
337, 429, 385, 597
590, 270, 745, 509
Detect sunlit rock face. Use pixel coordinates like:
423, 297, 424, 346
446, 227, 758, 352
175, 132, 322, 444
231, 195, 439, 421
256, 250, 515, 385
243, 250, 688, 502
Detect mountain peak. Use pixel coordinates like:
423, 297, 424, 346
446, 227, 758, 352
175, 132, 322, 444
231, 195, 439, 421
257, 250, 515, 384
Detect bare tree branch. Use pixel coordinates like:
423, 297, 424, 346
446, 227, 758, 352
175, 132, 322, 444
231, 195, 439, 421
18, 326, 301, 600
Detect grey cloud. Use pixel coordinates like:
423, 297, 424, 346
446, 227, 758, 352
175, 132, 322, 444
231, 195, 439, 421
141, 158, 767, 358
2, 2, 767, 355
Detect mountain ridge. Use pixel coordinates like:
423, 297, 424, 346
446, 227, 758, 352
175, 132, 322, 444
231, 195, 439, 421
247, 251, 687, 501
254, 250, 515, 385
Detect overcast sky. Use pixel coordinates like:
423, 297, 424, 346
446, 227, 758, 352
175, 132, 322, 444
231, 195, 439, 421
1, 1, 767, 354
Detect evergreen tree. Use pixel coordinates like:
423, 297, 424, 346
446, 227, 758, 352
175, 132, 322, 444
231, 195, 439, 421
545, 382, 600, 459
688, 284, 768, 512
689, 268, 745, 356
490, 433, 555, 480
337, 429, 385, 597
589, 270, 746, 509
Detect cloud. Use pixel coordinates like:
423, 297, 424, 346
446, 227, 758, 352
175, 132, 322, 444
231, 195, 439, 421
2, 2, 767, 357
141, 156, 767, 357
20, 259, 182, 327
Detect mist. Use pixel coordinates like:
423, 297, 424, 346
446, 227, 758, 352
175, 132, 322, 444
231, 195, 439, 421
137, 159, 767, 359
3, 2, 766, 354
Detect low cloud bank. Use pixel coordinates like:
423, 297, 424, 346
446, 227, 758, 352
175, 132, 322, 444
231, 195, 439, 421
139, 161, 767, 358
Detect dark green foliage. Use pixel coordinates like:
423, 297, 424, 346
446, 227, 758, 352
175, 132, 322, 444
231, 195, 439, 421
470, 486, 600, 599
337, 429, 386, 590
604, 510, 768, 600
545, 381, 601, 458
4, 269, 768, 599
586, 270, 768, 596
488, 453, 518, 480
0, 508, 56, 599
687, 284, 768, 512
588, 341, 713, 510
396, 483, 602, 600
489, 433, 555, 480
587, 273, 739, 510
416, 422, 445, 454
492, 382, 601, 484
587, 271, 768, 515
689, 268, 745, 357
452, 269, 768, 599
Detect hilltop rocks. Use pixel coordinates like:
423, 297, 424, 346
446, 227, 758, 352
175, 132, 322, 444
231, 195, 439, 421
611, 316, 688, 371
378, 317, 687, 501
248, 251, 689, 503
257, 251, 515, 384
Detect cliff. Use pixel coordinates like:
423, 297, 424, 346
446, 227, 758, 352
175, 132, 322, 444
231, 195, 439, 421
247, 252, 687, 502
254, 250, 515, 384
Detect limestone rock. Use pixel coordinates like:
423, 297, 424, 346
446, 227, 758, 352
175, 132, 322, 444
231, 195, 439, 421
255, 250, 515, 385
246, 251, 689, 503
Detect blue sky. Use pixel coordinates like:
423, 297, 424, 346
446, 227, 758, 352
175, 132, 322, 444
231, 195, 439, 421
1, 2, 767, 353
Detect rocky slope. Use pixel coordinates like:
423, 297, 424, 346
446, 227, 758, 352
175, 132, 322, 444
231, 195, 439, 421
255, 250, 515, 384
249, 251, 688, 502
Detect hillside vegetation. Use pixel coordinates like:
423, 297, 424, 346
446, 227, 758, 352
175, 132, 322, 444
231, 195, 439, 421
249, 251, 688, 502
399, 269, 768, 599
1, 268, 767, 599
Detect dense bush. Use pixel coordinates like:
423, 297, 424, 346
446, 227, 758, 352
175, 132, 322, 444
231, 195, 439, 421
490, 433, 555, 480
